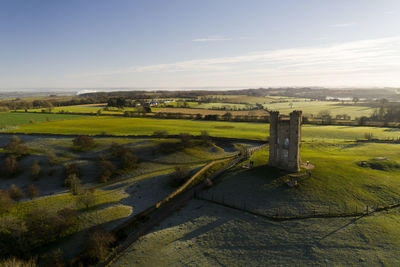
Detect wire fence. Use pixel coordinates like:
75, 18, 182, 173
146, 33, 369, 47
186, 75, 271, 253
194, 190, 400, 221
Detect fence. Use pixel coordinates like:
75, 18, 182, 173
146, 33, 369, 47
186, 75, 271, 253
194, 190, 400, 221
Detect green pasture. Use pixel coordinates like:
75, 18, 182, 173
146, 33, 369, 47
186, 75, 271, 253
236, 142, 400, 213
265, 100, 374, 118
3, 116, 400, 141
195, 102, 251, 110
116, 141, 400, 265
0, 112, 87, 128
114, 198, 400, 266
17, 104, 138, 115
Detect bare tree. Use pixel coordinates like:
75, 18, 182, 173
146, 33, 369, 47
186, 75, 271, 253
31, 160, 41, 180
27, 184, 39, 200
9, 184, 25, 202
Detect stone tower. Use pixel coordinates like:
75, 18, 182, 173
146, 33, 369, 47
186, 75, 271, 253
268, 110, 302, 171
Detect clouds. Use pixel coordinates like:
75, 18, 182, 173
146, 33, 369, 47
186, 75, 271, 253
192, 35, 231, 42
331, 22, 356, 28
72, 36, 400, 87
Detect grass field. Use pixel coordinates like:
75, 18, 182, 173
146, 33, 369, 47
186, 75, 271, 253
205, 142, 400, 215
113, 141, 400, 266
3, 116, 400, 141
0, 112, 87, 128
153, 107, 269, 116
18, 104, 137, 115
15, 96, 376, 119
113, 198, 400, 266
266, 100, 374, 118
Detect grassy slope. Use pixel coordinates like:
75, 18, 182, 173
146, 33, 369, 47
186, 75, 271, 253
4, 116, 400, 141
113, 141, 400, 266
113, 199, 400, 266
202, 142, 400, 215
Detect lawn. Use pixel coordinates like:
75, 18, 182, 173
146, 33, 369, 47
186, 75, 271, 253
3, 116, 400, 141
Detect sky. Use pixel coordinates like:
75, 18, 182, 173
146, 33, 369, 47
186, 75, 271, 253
1, 0, 400, 90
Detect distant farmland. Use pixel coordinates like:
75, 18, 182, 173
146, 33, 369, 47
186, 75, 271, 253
3, 116, 400, 141
0, 112, 88, 128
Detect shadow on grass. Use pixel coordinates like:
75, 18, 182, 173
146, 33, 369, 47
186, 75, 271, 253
319, 214, 366, 241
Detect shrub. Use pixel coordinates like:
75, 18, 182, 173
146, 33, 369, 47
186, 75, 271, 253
0, 257, 36, 267
179, 133, 193, 148
200, 130, 213, 146
120, 150, 137, 170
4, 136, 29, 156
27, 185, 39, 200
364, 132, 374, 140
158, 141, 179, 154
55, 208, 79, 237
64, 163, 80, 181
169, 166, 190, 187
64, 174, 81, 195
0, 190, 13, 214
4, 155, 18, 176
72, 135, 96, 150
47, 152, 57, 166
84, 229, 116, 263
9, 184, 25, 202
110, 143, 138, 170
97, 157, 116, 183
152, 130, 168, 138
31, 160, 41, 180
40, 249, 65, 267
77, 189, 96, 209
0, 216, 29, 258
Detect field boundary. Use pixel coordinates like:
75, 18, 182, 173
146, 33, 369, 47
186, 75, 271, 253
0, 132, 266, 143
195, 193, 400, 221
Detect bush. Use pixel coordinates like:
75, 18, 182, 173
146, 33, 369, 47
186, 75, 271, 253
0, 190, 13, 214
84, 229, 116, 263
77, 189, 96, 209
179, 133, 193, 148
4, 136, 29, 156
55, 208, 79, 237
0, 216, 29, 258
158, 142, 179, 154
65, 174, 81, 195
64, 163, 80, 181
31, 160, 41, 180
120, 150, 138, 170
364, 132, 374, 140
110, 143, 138, 170
152, 130, 168, 138
97, 158, 115, 183
0, 257, 36, 267
47, 152, 57, 166
9, 184, 25, 202
4, 155, 18, 176
200, 130, 213, 146
40, 249, 65, 267
72, 135, 96, 150
27, 185, 39, 200
169, 166, 190, 187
